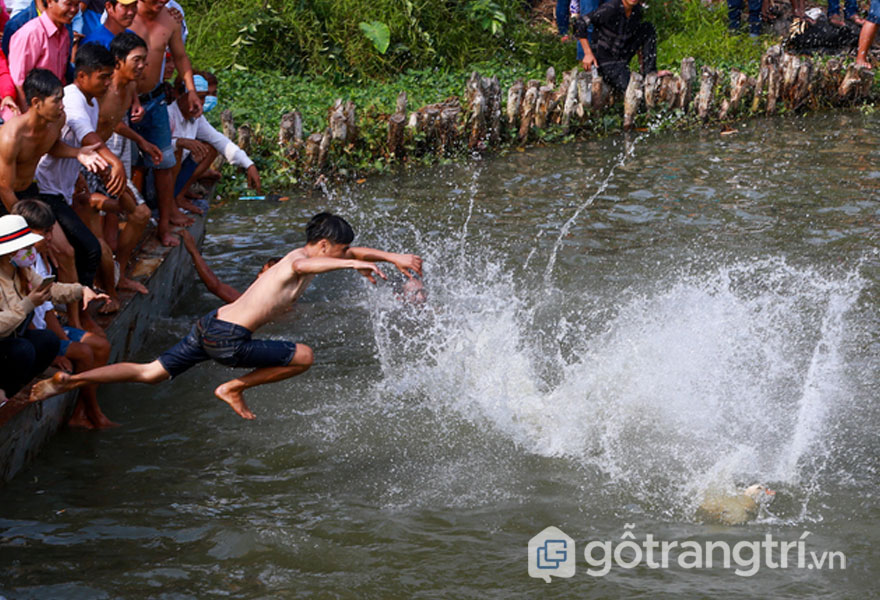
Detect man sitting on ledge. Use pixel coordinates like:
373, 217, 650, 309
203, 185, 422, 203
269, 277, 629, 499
572, 0, 670, 93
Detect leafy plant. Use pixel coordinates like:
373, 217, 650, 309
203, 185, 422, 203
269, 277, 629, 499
359, 21, 391, 54
465, 0, 507, 36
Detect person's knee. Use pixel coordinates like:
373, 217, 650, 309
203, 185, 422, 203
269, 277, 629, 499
132, 204, 151, 226
67, 341, 95, 370
85, 335, 111, 365
292, 344, 314, 369
140, 360, 171, 384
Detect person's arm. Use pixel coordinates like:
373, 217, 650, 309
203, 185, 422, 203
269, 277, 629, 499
113, 121, 162, 166
291, 255, 387, 284
167, 16, 200, 118
345, 247, 423, 279
193, 115, 261, 191
48, 139, 110, 173
572, 14, 597, 70
80, 131, 126, 196
0, 50, 19, 116
180, 229, 241, 303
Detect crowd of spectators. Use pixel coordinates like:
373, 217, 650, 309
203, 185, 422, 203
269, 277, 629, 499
0, 0, 262, 426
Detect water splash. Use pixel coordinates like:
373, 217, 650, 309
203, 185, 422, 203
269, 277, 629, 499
363, 240, 863, 518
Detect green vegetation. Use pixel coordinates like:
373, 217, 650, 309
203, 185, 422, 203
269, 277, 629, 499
185, 0, 787, 195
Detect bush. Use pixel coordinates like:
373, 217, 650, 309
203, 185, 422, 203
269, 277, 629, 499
186, 0, 569, 79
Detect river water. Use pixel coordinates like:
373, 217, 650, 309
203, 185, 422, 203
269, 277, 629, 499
1, 111, 878, 598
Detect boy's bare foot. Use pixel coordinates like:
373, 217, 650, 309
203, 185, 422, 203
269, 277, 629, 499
30, 372, 73, 402
67, 408, 96, 429
88, 409, 120, 429
176, 196, 205, 215
214, 382, 256, 420
170, 210, 195, 227
118, 276, 149, 295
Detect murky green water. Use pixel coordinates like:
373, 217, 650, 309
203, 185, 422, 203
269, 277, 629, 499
1, 112, 878, 598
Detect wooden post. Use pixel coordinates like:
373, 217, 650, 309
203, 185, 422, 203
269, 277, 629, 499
643, 72, 659, 109
696, 66, 717, 122
561, 67, 580, 133
591, 67, 609, 112
305, 132, 323, 169
790, 59, 812, 109
220, 109, 236, 142
469, 90, 486, 150
545, 66, 556, 87
506, 79, 524, 131
575, 70, 591, 118
344, 100, 358, 143
423, 106, 441, 151
766, 63, 782, 114
518, 80, 539, 142
396, 91, 408, 115
329, 99, 347, 141
623, 72, 643, 131
317, 129, 331, 168
678, 57, 696, 111
728, 70, 750, 116
484, 75, 502, 145
237, 124, 252, 152
440, 106, 460, 154
278, 110, 302, 155
535, 84, 554, 129
387, 113, 406, 157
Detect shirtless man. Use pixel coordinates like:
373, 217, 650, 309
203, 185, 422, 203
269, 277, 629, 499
85, 32, 159, 295
129, 0, 200, 247
32, 213, 424, 420
0, 69, 107, 216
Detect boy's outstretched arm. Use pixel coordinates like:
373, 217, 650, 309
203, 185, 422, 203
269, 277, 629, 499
346, 247, 423, 278
292, 256, 388, 284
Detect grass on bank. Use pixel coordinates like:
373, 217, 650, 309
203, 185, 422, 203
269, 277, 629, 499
187, 0, 778, 195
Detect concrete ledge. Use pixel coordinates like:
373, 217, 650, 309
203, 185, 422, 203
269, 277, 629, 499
0, 213, 206, 485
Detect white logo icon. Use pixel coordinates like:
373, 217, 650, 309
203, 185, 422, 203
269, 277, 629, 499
528, 526, 576, 582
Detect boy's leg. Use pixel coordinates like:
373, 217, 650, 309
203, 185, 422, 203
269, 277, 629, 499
65, 338, 119, 429
115, 190, 151, 295
214, 344, 314, 420
30, 359, 172, 402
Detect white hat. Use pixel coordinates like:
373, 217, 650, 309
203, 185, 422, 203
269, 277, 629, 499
0, 214, 44, 256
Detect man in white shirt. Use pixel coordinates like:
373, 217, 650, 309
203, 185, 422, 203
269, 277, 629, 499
36, 42, 125, 320
168, 74, 261, 204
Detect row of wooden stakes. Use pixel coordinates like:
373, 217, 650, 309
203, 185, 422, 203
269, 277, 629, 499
217, 45, 874, 172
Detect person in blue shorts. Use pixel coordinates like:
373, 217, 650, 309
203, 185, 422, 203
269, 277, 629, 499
32, 213, 424, 420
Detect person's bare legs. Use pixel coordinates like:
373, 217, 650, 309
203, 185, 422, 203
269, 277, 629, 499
154, 168, 191, 247
214, 344, 314, 420
48, 223, 86, 330
175, 148, 216, 215
857, 21, 878, 68
115, 194, 151, 295
30, 359, 171, 402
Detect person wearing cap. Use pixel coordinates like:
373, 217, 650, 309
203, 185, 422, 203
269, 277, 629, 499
129, 0, 201, 248
168, 74, 262, 209
0, 213, 106, 398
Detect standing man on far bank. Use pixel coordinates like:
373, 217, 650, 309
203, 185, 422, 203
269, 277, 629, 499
572, 0, 669, 93
129, 0, 200, 247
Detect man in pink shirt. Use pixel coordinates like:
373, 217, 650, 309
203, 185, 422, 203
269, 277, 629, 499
8, 0, 78, 111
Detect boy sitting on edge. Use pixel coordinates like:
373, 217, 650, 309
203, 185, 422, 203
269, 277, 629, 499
32, 213, 423, 420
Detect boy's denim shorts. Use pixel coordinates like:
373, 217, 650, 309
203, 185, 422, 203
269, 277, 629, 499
158, 310, 298, 378
131, 90, 177, 170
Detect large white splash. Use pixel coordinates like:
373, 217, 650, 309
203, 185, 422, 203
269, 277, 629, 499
364, 240, 863, 514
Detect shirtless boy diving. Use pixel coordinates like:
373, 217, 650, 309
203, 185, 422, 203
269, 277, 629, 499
32, 213, 424, 419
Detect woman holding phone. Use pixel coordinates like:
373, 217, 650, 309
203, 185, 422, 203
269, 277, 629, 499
0, 214, 106, 398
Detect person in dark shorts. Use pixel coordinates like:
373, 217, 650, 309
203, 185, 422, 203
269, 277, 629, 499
32, 213, 424, 420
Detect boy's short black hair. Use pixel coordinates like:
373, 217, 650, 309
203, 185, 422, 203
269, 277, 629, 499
23, 69, 63, 106
306, 212, 354, 245
109, 31, 147, 64
12, 199, 56, 231
75, 42, 115, 76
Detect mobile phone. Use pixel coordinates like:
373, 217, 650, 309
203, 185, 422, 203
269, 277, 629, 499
37, 274, 56, 290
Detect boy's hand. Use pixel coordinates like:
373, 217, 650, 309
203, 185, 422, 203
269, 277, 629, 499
353, 260, 386, 284
392, 253, 423, 278
82, 287, 110, 309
